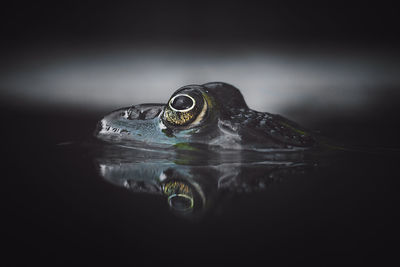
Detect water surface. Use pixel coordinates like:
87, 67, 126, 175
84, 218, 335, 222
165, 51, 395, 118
2, 104, 399, 264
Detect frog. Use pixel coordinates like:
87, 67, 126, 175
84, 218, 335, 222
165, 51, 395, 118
95, 82, 317, 150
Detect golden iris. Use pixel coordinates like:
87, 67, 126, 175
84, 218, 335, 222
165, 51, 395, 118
163, 92, 206, 127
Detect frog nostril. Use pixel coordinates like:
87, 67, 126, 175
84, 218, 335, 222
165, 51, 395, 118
170, 94, 195, 111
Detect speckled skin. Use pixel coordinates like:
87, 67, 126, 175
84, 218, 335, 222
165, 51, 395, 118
95, 82, 316, 150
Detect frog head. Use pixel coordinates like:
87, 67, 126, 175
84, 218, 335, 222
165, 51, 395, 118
95, 82, 315, 150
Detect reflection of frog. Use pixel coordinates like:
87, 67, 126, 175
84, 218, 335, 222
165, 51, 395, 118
95, 82, 316, 150
95, 144, 315, 219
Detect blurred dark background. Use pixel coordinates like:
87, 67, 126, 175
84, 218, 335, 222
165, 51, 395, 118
1, 1, 399, 118
2, 1, 399, 45
1, 1, 400, 264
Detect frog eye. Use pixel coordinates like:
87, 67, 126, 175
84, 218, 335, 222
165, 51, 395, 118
169, 94, 195, 112
163, 90, 208, 127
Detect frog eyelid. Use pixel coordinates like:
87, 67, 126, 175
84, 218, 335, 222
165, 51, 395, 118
168, 94, 196, 112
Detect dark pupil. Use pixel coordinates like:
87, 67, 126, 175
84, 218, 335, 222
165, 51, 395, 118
169, 195, 192, 211
171, 95, 193, 110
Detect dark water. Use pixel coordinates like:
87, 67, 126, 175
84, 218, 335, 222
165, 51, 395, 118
2, 105, 400, 264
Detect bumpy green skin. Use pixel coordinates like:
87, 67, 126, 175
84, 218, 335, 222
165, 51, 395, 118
95, 82, 316, 150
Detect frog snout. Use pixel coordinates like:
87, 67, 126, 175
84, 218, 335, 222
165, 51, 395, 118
94, 108, 126, 137
94, 119, 104, 136
94, 117, 114, 137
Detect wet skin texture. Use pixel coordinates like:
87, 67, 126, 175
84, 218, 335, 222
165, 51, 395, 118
95, 82, 316, 150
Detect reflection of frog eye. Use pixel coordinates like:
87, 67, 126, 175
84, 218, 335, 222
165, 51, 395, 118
163, 181, 194, 213
163, 91, 208, 127
168, 194, 194, 212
